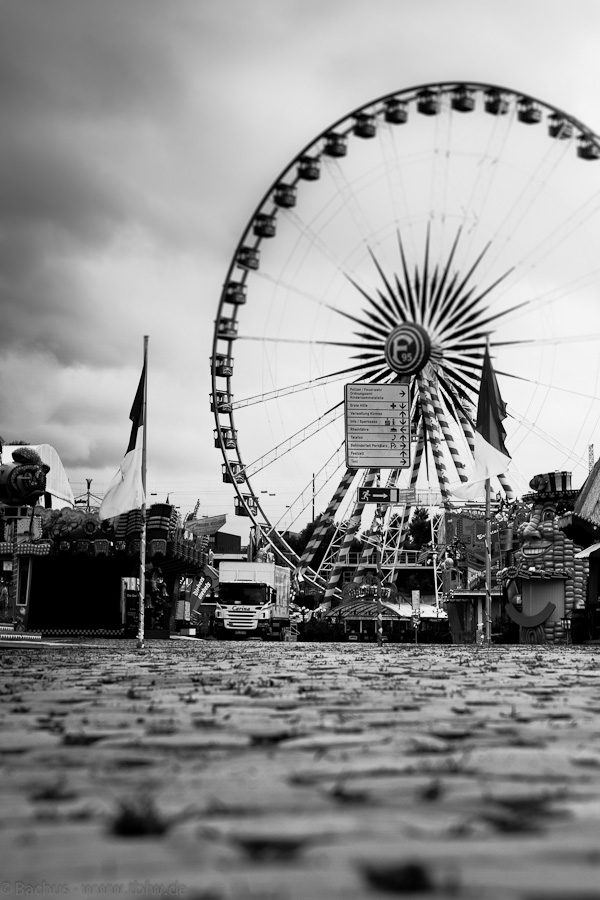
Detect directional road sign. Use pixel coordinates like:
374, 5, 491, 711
345, 383, 411, 468
357, 487, 416, 504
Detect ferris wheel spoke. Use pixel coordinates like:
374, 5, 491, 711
377, 124, 418, 256
505, 271, 600, 325
232, 371, 353, 410
427, 96, 446, 226
435, 254, 512, 331
279, 208, 356, 280
256, 263, 407, 335
253, 269, 329, 307
460, 103, 518, 261
430, 264, 517, 348
324, 157, 380, 252
241, 403, 345, 479
236, 334, 384, 351
440, 361, 484, 392
494, 189, 600, 308
269, 448, 346, 534
507, 406, 589, 469
495, 369, 600, 401
438, 351, 483, 380
278, 201, 394, 304
440, 296, 525, 348
364, 247, 410, 323
345, 277, 401, 331
482, 139, 573, 275
233, 359, 396, 412
426, 226, 463, 321
438, 107, 456, 232
396, 234, 422, 323
495, 333, 600, 348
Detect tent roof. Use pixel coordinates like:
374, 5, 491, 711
571, 458, 600, 527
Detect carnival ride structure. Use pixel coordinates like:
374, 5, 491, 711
210, 82, 600, 603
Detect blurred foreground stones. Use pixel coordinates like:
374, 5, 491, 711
1, 640, 600, 900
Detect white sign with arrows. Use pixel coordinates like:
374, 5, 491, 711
345, 383, 411, 468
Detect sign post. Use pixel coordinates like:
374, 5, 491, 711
345, 384, 411, 469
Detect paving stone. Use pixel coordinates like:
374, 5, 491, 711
2, 641, 600, 899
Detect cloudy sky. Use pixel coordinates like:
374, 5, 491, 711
2, 0, 600, 535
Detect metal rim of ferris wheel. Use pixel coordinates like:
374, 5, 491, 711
210, 80, 600, 597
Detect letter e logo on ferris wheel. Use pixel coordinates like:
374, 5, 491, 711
384, 323, 431, 375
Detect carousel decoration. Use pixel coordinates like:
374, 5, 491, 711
499, 472, 586, 644
0, 447, 50, 507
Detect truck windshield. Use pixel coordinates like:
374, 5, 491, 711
219, 584, 268, 606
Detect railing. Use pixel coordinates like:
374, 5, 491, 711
319, 549, 431, 574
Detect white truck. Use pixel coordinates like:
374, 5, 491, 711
213, 561, 291, 640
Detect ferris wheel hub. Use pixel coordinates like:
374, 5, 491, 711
384, 323, 431, 376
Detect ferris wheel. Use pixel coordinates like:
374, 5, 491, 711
210, 81, 600, 596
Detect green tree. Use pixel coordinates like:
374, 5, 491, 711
405, 507, 431, 549
396, 507, 435, 595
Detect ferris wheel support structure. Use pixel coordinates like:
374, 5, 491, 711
211, 81, 600, 599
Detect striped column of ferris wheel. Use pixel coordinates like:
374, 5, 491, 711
323, 469, 379, 605
417, 373, 453, 508
352, 467, 402, 583
426, 375, 469, 486
389, 418, 425, 550
455, 404, 516, 501
296, 467, 357, 584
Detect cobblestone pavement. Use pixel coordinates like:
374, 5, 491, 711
1, 640, 600, 900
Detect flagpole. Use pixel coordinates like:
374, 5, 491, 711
484, 478, 492, 644
484, 336, 493, 646
137, 335, 149, 650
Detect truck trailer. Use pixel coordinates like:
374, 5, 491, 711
213, 561, 291, 639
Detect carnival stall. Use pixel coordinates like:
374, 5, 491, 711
1, 502, 207, 637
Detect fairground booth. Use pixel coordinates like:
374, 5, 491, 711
2, 503, 207, 637
0, 442, 207, 637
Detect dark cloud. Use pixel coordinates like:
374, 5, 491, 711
0, 133, 131, 258
0, 0, 190, 120
0, 0, 209, 373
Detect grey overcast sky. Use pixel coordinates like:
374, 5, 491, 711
2, 0, 600, 531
